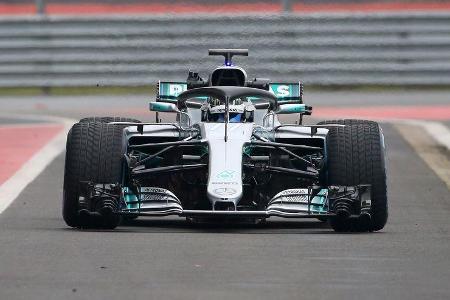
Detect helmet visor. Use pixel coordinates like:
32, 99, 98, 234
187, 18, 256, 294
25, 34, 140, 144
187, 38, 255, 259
230, 113, 242, 123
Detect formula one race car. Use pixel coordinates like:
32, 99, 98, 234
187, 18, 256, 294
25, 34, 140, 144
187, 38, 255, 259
63, 49, 388, 232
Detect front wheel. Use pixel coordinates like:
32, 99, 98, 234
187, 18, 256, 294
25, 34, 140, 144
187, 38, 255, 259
79, 116, 141, 123
63, 122, 126, 229
325, 121, 388, 232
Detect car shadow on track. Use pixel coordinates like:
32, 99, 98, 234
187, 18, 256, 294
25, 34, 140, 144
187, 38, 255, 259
61, 217, 375, 235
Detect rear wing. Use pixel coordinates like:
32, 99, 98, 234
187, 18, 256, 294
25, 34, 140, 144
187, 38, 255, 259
156, 81, 187, 103
156, 81, 303, 104
269, 82, 303, 104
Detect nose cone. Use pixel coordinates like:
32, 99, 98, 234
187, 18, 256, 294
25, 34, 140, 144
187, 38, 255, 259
201, 123, 254, 209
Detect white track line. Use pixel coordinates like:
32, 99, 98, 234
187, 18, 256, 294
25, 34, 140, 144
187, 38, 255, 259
388, 119, 450, 151
414, 121, 450, 151
0, 114, 74, 214
394, 121, 450, 190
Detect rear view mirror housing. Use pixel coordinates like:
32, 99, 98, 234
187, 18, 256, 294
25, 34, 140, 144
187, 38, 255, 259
276, 103, 312, 115
149, 102, 180, 113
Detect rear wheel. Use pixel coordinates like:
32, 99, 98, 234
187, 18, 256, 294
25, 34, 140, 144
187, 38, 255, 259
325, 121, 388, 232
63, 121, 127, 229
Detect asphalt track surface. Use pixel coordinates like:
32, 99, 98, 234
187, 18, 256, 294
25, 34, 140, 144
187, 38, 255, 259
0, 91, 449, 300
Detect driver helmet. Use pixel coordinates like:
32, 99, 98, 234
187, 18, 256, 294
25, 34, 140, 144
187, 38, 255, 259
209, 98, 245, 123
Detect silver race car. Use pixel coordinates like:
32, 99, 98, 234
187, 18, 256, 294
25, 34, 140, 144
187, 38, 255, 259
63, 49, 388, 232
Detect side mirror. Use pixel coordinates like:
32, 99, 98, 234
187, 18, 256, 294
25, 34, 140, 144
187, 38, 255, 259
149, 102, 180, 113
276, 104, 312, 115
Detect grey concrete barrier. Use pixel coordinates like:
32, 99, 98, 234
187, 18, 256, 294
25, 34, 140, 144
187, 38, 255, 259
0, 13, 449, 87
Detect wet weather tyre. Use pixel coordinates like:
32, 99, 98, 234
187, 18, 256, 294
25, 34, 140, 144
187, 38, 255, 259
325, 121, 388, 232
63, 122, 126, 229
316, 120, 377, 223
317, 119, 379, 127
79, 117, 141, 222
79, 117, 141, 123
